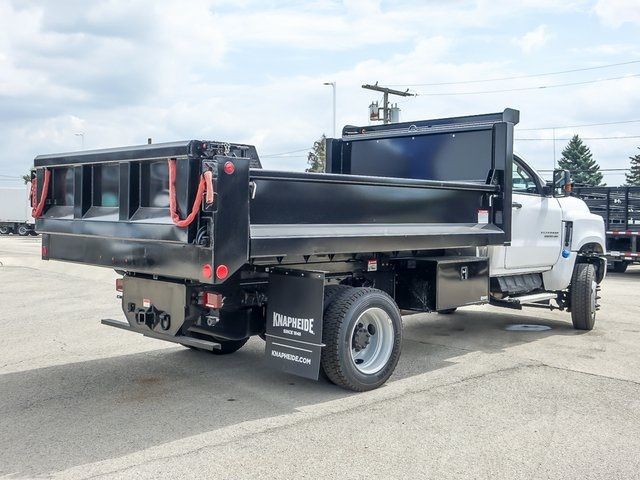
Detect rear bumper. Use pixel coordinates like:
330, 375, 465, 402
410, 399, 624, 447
101, 319, 221, 351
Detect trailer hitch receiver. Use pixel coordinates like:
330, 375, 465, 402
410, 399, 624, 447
136, 305, 163, 330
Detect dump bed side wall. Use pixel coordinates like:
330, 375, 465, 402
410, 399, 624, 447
248, 170, 502, 258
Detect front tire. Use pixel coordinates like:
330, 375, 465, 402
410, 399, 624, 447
321, 287, 402, 391
17, 225, 30, 236
570, 263, 598, 331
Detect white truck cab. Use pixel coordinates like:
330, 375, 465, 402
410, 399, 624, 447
488, 155, 606, 330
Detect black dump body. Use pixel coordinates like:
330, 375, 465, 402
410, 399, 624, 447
33, 109, 518, 284
573, 186, 640, 232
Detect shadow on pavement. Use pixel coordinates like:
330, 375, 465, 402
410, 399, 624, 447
0, 307, 581, 477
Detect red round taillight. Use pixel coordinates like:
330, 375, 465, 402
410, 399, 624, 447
202, 264, 213, 279
216, 264, 229, 280
223, 161, 235, 175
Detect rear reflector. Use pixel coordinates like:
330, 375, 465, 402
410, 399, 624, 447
223, 161, 235, 175
202, 264, 213, 279
115, 278, 123, 292
203, 292, 224, 309
216, 264, 229, 280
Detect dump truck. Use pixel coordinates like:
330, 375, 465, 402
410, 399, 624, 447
32, 108, 606, 391
573, 186, 639, 273
0, 184, 36, 236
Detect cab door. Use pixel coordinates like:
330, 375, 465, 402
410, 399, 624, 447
504, 158, 563, 269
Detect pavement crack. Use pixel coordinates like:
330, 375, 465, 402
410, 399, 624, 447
403, 337, 476, 353
539, 363, 640, 387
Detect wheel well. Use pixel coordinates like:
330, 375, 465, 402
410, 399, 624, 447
579, 242, 604, 255
577, 244, 606, 283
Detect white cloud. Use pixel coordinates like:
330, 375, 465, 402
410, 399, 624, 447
594, 0, 640, 27
572, 43, 640, 56
0, 0, 637, 188
514, 25, 554, 53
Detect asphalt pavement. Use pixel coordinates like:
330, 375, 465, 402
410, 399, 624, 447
1, 235, 639, 479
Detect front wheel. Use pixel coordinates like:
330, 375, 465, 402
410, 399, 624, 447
570, 263, 599, 331
17, 225, 30, 236
321, 287, 402, 392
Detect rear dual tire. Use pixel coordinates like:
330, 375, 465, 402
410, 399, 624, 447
0, 226, 12, 235
437, 308, 457, 315
188, 337, 248, 355
321, 287, 402, 392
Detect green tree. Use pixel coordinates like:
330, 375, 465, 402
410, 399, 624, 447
306, 134, 326, 173
625, 147, 640, 186
22, 173, 31, 184
558, 134, 604, 186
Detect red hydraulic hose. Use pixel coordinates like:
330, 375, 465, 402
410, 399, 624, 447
168, 158, 213, 228
31, 169, 51, 218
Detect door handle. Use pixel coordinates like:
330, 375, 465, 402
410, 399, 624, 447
512, 202, 523, 209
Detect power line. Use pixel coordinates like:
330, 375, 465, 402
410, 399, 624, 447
262, 147, 311, 157
386, 59, 640, 87
516, 135, 640, 141
519, 119, 640, 131
539, 168, 630, 172
413, 73, 640, 96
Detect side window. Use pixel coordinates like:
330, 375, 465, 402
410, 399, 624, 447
512, 161, 538, 194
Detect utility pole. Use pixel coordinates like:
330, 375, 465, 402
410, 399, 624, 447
323, 82, 337, 137
74, 132, 85, 150
552, 128, 556, 171
362, 83, 415, 124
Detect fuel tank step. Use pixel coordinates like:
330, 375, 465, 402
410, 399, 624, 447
489, 292, 558, 310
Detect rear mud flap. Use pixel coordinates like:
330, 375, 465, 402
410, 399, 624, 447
265, 269, 325, 380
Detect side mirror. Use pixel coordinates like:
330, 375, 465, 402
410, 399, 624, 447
553, 169, 572, 196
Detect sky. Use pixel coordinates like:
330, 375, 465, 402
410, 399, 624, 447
0, 0, 639, 186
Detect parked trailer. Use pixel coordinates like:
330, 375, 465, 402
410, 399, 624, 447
33, 109, 606, 391
0, 184, 36, 236
573, 186, 640, 273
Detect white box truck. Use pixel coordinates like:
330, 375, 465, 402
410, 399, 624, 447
0, 184, 36, 236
